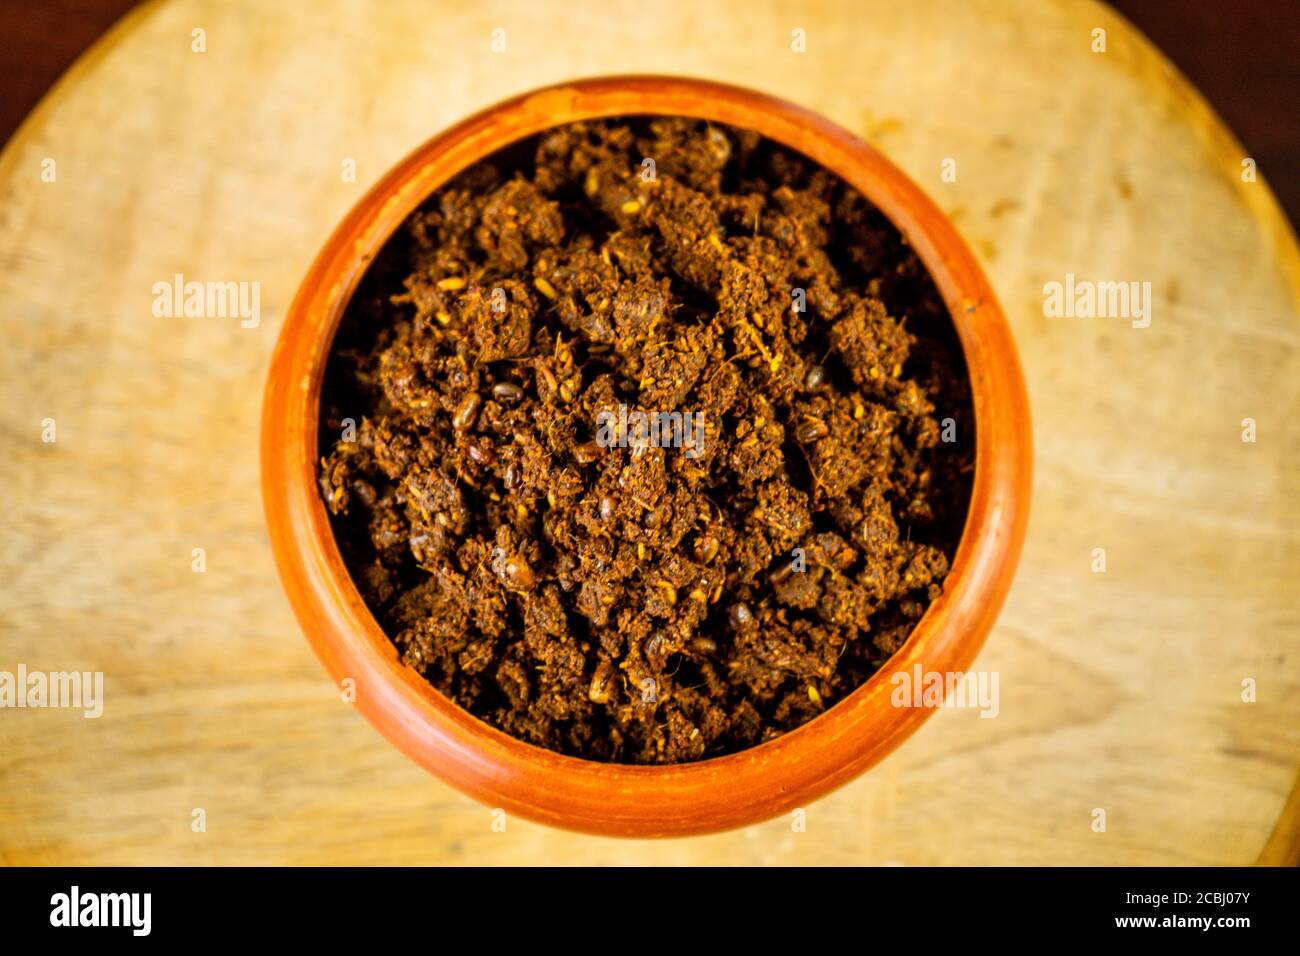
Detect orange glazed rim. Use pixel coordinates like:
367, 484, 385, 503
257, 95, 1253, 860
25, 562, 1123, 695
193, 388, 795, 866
260, 75, 1032, 838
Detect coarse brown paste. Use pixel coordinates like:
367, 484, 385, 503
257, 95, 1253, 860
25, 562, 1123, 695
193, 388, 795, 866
318, 117, 974, 764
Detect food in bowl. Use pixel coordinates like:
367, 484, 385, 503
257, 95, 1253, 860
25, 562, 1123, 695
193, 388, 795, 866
315, 116, 974, 764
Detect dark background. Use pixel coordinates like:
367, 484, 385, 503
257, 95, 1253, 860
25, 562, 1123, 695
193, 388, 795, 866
2, 0, 1298, 226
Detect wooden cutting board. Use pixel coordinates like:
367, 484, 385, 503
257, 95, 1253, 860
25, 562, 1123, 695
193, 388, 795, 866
1, 0, 1296, 865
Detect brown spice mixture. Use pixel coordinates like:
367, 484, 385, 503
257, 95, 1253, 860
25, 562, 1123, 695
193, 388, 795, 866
318, 117, 974, 764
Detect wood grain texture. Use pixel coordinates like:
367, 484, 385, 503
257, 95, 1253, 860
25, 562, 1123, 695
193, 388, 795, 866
1, 0, 1297, 864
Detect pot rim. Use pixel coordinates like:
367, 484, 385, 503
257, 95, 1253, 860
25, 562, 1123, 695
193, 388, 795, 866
261, 74, 1032, 837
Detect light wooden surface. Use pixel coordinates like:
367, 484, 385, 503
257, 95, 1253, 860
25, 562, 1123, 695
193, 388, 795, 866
1, 0, 1296, 865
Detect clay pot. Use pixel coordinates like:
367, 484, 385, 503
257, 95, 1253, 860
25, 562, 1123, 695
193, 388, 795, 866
261, 75, 1032, 837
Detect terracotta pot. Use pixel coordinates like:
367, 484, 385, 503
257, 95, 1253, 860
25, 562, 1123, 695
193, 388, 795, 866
261, 75, 1032, 837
